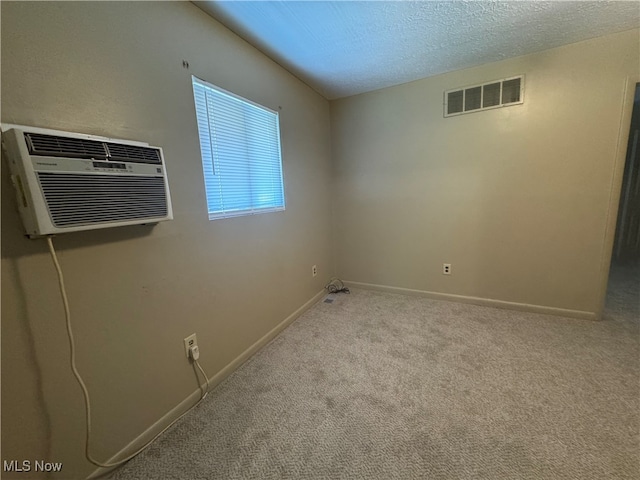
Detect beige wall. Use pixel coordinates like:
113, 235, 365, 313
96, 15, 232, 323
1, 2, 332, 478
331, 29, 639, 316
2, 2, 638, 478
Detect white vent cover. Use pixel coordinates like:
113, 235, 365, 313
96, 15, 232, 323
444, 75, 524, 117
2, 126, 173, 238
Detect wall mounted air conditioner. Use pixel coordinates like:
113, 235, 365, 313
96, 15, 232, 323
2, 125, 173, 238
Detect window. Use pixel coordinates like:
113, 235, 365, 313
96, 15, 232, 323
192, 76, 285, 220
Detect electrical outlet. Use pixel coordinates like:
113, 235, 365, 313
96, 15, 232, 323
312, 265, 317, 277
443, 263, 451, 275
183, 333, 198, 358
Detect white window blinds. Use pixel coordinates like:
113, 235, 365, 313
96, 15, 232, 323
192, 76, 285, 220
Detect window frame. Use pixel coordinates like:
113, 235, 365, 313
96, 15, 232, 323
191, 75, 286, 221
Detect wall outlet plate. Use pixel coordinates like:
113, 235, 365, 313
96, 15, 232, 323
183, 333, 198, 358
443, 263, 451, 275
312, 265, 317, 277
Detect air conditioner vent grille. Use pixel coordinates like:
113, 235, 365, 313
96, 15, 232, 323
106, 143, 162, 164
26, 133, 107, 159
445, 75, 524, 117
37, 172, 168, 227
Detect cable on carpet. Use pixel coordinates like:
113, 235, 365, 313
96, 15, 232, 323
325, 277, 350, 294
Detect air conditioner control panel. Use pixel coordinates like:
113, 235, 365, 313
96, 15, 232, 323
92, 161, 127, 171
31, 157, 163, 176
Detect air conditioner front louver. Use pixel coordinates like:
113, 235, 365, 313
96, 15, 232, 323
38, 173, 168, 227
3, 126, 173, 238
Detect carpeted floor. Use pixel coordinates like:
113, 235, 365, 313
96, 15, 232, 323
109, 267, 639, 479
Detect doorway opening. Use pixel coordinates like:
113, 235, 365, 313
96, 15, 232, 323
605, 82, 640, 322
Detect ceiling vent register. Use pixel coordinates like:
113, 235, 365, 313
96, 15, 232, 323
444, 75, 524, 117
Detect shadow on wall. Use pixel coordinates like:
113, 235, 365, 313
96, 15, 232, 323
0, 149, 156, 470
1, 153, 53, 471
3, 256, 54, 463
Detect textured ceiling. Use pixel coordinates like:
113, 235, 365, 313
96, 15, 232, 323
195, 1, 640, 99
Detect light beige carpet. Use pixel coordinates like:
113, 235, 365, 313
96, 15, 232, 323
110, 267, 639, 479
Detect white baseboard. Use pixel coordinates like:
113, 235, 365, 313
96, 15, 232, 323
87, 288, 327, 479
345, 280, 596, 320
